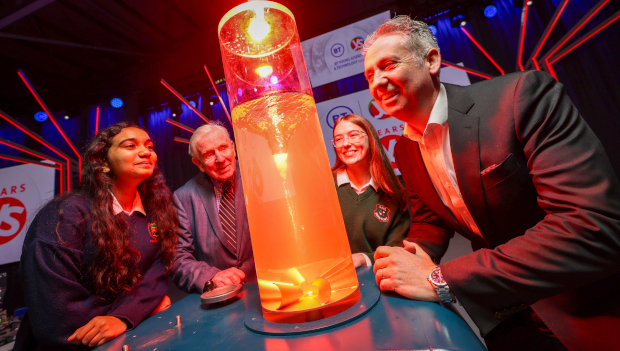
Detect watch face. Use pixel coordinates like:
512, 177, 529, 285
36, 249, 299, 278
430, 268, 447, 286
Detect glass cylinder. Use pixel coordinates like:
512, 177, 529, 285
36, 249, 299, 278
219, 1, 360, 323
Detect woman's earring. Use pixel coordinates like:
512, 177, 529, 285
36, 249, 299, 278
102, 167, 110, 173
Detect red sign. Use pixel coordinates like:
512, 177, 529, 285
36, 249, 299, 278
0, 197, 27, 245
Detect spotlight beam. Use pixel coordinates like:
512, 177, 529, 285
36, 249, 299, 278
0, 153, 61, 170
460, 27, 505, 75
548, 9, 620, 65
165, 118, 196, 133
18, 69, 82, 184
525, 0, 570, 70
174, 137, 190, 144
516, 1, 531, 71
204, 65, 233, 126
441, 61, 494, 79
160, 79, 210, 124
0, 109, 72, 193
541, 0, 609, 79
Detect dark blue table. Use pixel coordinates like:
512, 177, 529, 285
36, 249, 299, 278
97, 267, 486, 351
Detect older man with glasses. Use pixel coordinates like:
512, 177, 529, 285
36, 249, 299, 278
172, 123, 256, 294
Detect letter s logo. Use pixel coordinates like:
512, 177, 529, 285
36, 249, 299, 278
0, 197, 27, 245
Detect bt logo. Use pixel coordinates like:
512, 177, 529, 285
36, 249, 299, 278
0, 197, 27, 245
350, 36, 364, 51
368, 99, 392, 120
326, 106, 354, 129
330, 43, 345, 57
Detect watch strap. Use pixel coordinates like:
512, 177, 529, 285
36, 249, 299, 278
428, 266, 455, 304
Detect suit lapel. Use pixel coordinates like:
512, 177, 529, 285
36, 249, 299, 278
445, 84, 491, 240
196, 172, 237, 256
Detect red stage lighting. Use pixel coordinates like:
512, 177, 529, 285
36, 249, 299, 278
173, 137, 190, 144
95, 106, 100, 135
165, 118, 196, 133
460, 27, 505, 75
441, 61, 494, 79
160, 79, 210, 124
204, 65, 233, 126
517, 1, 531, 71
530, 0, 570, 70
0, 153, 60, 169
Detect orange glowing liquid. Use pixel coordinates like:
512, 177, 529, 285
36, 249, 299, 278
232, 92, 359, 316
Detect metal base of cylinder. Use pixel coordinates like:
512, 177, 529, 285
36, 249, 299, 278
244, 268, 381, 335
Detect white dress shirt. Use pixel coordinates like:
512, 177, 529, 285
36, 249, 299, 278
111, 191, 146, 216
402, 84, 482, 237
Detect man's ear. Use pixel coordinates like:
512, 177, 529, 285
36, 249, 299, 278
426, 48, 441, 76
192, 157, 205, 173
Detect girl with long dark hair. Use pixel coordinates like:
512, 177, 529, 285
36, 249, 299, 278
332, 114, 410, 268
15, 123, 178, 350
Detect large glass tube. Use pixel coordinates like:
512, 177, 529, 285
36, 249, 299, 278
219, 1, 360, 323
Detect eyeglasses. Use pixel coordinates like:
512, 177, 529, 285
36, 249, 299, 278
331, 131, 367, 147
203, 145, 233, 163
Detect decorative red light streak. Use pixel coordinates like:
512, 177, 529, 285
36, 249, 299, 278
0, 109, 71, 194
0, 153, 60, 169
17, 69, 82, 185
204, 65, 233, 126
530, 0, 570, 70
543, 0, 610, 79
517, 1, 531, 71
460, 27, 505, 75
95, 106, 100, 135
165, 118, 196, 133
441, 61, 494, 79
160, 79, 210, 124
174, 137, 190, 144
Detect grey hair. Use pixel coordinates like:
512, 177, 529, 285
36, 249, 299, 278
188, 121, 231, 158
363, 16, 440, 66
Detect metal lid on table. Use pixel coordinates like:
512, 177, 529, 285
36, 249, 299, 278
200, 284, 242, 304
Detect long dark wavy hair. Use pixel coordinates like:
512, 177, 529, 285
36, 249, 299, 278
61, 122, 178, 300
331, 114, 408, 209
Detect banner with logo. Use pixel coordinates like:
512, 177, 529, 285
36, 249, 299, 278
0, 164, 55, 265
302, 11, 390, 88
317, 64, 472, 175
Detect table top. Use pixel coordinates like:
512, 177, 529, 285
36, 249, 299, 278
97, 267, 486, 351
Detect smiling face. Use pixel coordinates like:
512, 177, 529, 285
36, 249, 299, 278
364, 33, 440, 131
192, 129, 236, 182
106, 127, 157, 185
333, 120, 370, 169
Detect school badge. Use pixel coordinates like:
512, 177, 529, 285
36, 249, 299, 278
374, 204, 390, 222
148, 222, 159, 242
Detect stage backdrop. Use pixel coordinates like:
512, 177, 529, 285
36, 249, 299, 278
0, 163, 55, 265
316, 64, 471, 175
302, 11, 390, 88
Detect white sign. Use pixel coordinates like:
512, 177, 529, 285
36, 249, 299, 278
302, 11, 390, 87
316, 64, 471, 176
0, 163, 55, 265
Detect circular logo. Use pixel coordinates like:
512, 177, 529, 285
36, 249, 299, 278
368, 99, 391, 119
0, 197, 27, 245
380, 135, 401, 171
326, 106, 354, 129
330, 43, 345, 57
350, 36, 364, 51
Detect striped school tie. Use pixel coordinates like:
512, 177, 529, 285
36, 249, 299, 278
219, 180, 237, 256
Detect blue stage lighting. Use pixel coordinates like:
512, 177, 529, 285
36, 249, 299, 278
34, 111, 48, 122
189, 100, 197, 108
484, 5, 498, 18
110, 98, 123, 108
428, 25, 438, 36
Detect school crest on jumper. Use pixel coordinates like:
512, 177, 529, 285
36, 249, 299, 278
374, 204, 390, 222
148, 222, 158, 242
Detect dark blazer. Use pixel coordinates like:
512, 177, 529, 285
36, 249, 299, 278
395, 70, 620, 350
172, 165, 256, 293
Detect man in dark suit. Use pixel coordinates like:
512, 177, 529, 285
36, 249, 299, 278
364, 16, 620, 351
172, 123, 256, 294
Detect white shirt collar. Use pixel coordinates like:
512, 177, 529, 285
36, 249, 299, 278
111, 191, 146, 216
403, 83, 448, 142
336, 169, 378, 192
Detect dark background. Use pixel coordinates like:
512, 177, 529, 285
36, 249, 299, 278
1, 0, 619, 316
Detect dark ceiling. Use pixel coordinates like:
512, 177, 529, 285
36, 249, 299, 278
0, 0, 477, 120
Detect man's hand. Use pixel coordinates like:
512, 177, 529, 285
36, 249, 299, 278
352, 253, 368, 269
373, 240, 439, 301
212, 267, 245, 288
68, 316, 127, 347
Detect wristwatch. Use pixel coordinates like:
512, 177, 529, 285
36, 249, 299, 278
203, 279, 215, 293
428, 266, 455, 304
